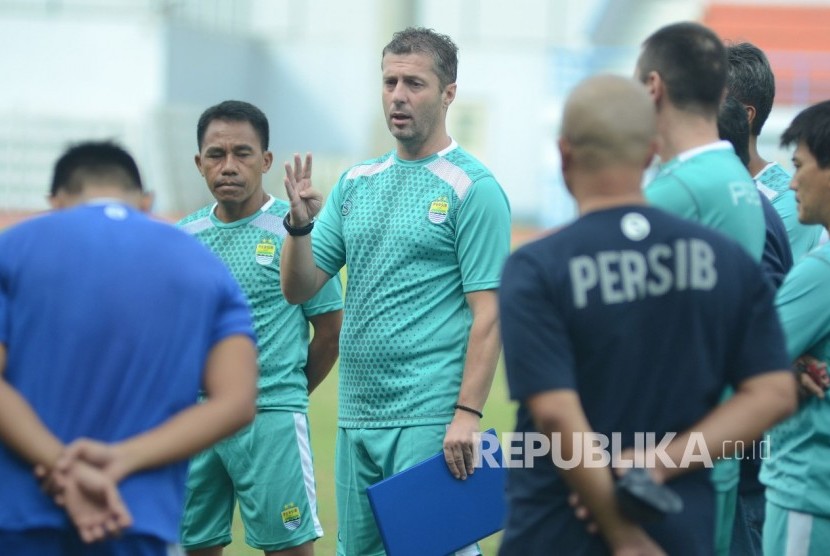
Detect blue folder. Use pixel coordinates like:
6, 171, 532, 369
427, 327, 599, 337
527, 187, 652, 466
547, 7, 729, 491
366, 429, 507, 556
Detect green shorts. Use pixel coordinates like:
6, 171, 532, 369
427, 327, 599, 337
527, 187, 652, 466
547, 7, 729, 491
714, 484, 737, 556
712, 447, 740, 556
335, 425, 480, 556
181, 411, 322, 552
763, 500, 830, 556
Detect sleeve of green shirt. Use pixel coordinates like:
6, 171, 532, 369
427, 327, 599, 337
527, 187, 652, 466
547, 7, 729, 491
301, 273, 344, 317
455, 176, 511, 292
311, 177, 347, 278
776, 249, 830, 360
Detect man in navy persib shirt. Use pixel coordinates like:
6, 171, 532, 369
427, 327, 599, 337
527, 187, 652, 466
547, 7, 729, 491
498, 75, 796, 556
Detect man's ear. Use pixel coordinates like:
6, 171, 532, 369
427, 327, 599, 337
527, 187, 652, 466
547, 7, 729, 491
262, 151, 274, 173
644, 71, 664, 105
745, 104, 757, 128
47, 193, 62, 210
48, 191, 70, 210
442, 83, 457, 109
194, 153, 203, 176
559, 137, 572, 174
139, 191, 155, 213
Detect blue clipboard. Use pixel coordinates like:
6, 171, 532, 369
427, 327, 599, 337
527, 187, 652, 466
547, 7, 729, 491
366, 429, 507, 556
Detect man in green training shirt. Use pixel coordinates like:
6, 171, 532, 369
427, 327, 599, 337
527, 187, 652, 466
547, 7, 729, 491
726, 41, 823, 262
761, 100, 830, 556
280, 28, 511, 556
179, 100, 343, 556
635, 22, 767, 556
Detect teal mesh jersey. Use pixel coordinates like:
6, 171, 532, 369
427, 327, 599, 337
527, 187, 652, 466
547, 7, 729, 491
645, 141, 766, 493
645, 141, 765, 262
312, 142, 511, 428
179, 197, 343, 412
755, 161, 823, 262
762, 242, 830, 517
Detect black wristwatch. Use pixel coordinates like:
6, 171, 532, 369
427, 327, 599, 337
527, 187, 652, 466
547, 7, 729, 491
283, 213, 315, 236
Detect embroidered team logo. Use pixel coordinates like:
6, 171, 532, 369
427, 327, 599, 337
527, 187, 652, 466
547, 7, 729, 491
281, 503, 302, 531
341, 199, 353, 216
620, 212, 650, 241
428, 196, 449, 224
255, 238, 276, 265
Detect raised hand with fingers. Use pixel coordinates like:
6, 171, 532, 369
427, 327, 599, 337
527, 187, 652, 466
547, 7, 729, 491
283, 152, 323, 228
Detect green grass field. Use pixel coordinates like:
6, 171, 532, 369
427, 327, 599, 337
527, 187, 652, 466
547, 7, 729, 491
223, 361, 517, 555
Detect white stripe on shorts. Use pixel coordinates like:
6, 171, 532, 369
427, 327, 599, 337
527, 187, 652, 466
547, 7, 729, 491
785, 509, 813, 556
293, 412, 324, 537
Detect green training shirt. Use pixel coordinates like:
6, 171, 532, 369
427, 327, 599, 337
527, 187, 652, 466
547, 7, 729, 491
762, 242, 830, 517
646, 141, 765, 262
755, 161, 823, 262
645, 141, 766, 492
179, 196, 343, 412
312, 141, 511, 428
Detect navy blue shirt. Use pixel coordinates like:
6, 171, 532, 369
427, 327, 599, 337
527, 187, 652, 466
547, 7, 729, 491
498, 206, 789, 555
759, 192, 794, 290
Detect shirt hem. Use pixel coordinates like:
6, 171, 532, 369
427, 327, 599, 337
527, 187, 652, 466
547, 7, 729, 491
462, 280, 500, 293
338, 414, 453, 429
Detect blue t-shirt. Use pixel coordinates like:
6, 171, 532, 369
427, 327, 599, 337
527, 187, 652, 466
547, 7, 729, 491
499, 206, 789, 556
0, 202, 255, 542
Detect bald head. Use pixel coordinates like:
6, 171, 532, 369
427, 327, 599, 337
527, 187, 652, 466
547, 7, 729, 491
561, 74, 657, 170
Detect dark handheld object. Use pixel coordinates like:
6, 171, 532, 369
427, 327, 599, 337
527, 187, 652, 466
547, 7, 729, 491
615, 468, 683, 523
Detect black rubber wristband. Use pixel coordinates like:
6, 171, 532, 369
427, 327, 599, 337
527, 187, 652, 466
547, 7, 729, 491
454, 404, 483, 419
283, 213, 314, 236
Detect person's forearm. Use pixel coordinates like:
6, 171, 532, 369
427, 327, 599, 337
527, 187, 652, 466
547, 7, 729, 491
456, 294, 501, 412
658, 370, 796, 483
0, 380, 64, 469
110, 393, 255, 481
531, 393, 649, 550
281, 236, 325, 304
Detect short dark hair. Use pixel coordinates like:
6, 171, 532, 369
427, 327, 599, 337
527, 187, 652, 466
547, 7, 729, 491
637, 22, 726, 115
196, 100, 269, 151
382, 27, 458, 90
726, 42, 775, 136
50, 141, 143, 197
718, 96, 751, 168
781, 100, 830, 169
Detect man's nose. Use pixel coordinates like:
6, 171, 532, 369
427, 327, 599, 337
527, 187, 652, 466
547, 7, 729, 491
221, 155, 238, 174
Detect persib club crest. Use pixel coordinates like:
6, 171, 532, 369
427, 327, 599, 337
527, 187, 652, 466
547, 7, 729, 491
281, 503, 302, 531
255, 238, 276, 266
428, 196, 449, 224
